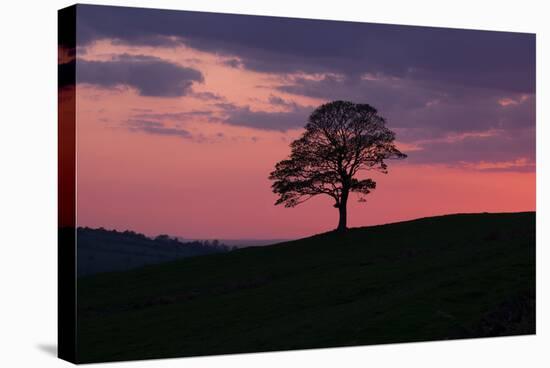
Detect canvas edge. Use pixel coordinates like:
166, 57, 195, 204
58, 4, 77, 364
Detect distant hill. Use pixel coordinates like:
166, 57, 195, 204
77, 227, 234, 276
176, 237, 291, 248
77, 212, 535, 363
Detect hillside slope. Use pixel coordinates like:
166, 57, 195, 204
77, 212, 535, 363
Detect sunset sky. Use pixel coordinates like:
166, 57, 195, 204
67, 5, 535, 239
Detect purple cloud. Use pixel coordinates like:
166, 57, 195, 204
126, 119, 192, 138
77, 54, 204, 97
75, 5, 535, 94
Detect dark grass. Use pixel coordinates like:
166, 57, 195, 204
76, 212, 535, 363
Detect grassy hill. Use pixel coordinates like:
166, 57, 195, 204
76, 212, 535, 363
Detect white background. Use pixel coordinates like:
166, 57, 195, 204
0, 0, 548, 366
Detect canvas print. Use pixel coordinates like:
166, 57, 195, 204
58, 4, 536, 364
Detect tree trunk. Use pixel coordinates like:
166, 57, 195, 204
337, 189, 349, 232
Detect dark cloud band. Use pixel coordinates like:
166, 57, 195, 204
75, 4, 535, 93
76, 54, 203, 97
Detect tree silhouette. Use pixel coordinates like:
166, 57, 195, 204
269, 100, 406, 232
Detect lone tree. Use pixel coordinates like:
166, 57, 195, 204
269, 100, 406, 232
